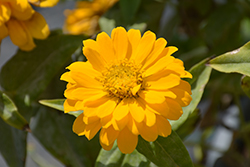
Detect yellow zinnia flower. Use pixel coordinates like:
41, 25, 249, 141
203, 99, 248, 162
63, 0, 118, 36
0, 0, 57, 51
61, 27, 192, 154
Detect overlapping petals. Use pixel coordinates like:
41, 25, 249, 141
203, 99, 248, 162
61, 27, 192, 154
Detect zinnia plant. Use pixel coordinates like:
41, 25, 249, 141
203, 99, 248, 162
61, 27, 192, 154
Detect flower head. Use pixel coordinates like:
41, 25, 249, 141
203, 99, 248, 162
63, 0, 118, 36
0, 0, 58, 51
61, 27, 192, 154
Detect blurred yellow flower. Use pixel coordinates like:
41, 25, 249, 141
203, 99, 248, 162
0, 0, 58, 51
28, 0, 59, 7
61, 27, 192, 154
63, 0, 118, 36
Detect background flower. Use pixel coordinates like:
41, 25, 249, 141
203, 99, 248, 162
63, 0, 118, 36
0, 0, 58, 51
61, 27, 192, 154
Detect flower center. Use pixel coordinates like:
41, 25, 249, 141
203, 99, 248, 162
100, 60, 143, 99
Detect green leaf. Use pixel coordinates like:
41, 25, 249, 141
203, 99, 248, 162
0, 91, 29, 130
0, 32, 85, 101
39, 99, 83, 117
170, 58, 212, 130
0, 118, 27, 167
175, 109, 200, 140
208, 41, 250, 77
31, 107, 100, 167
96, 142, 156, 167
241, 75, 250, 98
136, 131, 194, 167
120, 0, 141, 24
39, 99, 64, 111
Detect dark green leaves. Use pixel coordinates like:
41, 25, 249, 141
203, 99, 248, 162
208, 41, 250, 77
0, 91, 28, 130
241, 75, 250, 98
137, 131, 194, 167
31, 107, 100, 167
96, 142, 155, 167
0, 118, 27, 167
0, 33, 84, 101
120, 0, 141, 24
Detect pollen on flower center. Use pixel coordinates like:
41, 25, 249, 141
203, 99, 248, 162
100, 60, 143, 99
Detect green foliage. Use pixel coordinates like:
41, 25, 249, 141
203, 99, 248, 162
31, 107, 100, 167
96, 142, 156, 167
208, 41, 250, 77
241, 75, 250, 98
136, 131, 194, 167
0, 91, 28, 130
0, 119, 27, 167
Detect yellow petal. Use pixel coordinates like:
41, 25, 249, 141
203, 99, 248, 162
99, 126, 119, 146
169, 88, 192, 107
138, 97, 169, 118
60, 72, 76, 83
113, 99, 129, 121
84, 121, 102, 140
75, 100, 84, 110
71, 87, 103, 100
144, 108, 156, 127
9, 0, 35, 20
144, 55, 175, 77
156, 115, 172, 137
84, 93, 110, 108
6, 19, 36, 51
75, 1, 92, 8
64, 83, 79, 99
64, 99, 77, 113
29, 0, 59, 7
23, 12, 49, 39
96, 98, 117, 118
146, 73, 180, 90
138, 90, 166, 104
165, 98, 183, 120
101, 114, 112, 128
66, 61, 101, 77
83, 47, 106, 72
70, 71, 102, 89
96, 32, 116, 63
127, 29, 141, 60
0, 24, 8, 39
111, 27, 128, 60
142, 38, 167, 69
0, 3, 11, 24
138, 122, 158, 142
100, 140, 114, 151
113, 114, 129, 131
129, 98, 145, 123
72, 113, 85, 136
117, 127, 138, 154
83, 115, 99, 124
132, 30, 155, 64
